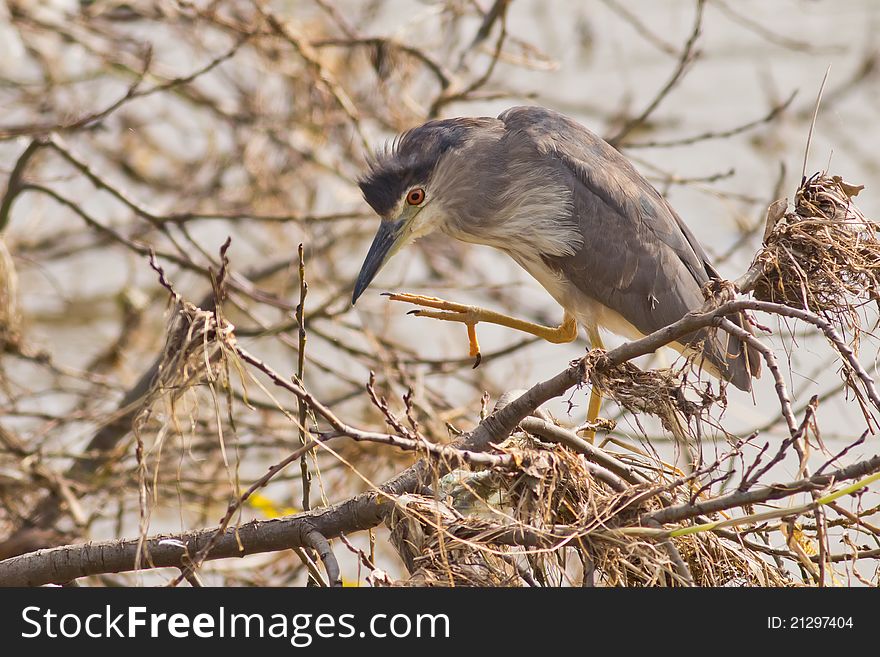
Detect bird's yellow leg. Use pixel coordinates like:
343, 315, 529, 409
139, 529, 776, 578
582, 326, 605, 444
385, 293, 578, 367
389, 293, 610, 441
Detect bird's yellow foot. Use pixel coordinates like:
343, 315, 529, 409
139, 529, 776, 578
384, 292, 580, 369
576, 417, 615, 442
384, 293, 484, 367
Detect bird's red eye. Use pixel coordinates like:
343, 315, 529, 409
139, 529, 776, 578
406, 188, 426, 205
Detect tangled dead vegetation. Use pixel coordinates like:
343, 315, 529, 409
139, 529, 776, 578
750, 173, 880, 344
588, 355, 724, 446
385, 428, 790, 587
135, 246, 238, 435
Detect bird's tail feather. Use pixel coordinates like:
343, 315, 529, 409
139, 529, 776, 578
700, 312, 761, 392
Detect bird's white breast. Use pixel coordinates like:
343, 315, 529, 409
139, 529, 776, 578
507, 251, 647, 342
509, 252, 728, 380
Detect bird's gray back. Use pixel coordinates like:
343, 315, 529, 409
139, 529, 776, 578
499, 107, 711, 332
498, 106, 756, 388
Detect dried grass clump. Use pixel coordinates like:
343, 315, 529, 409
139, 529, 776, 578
386, 440, 601, 586
589, 528, 789, 587
670, 530, 790, 587
387, 494, 523, 586
132, 260, 239, 514
135, 248, 239, 439
751, 173, 880, 337
142, 297, 237, 413
384, 430, 790, 587
590, 358, 721, 443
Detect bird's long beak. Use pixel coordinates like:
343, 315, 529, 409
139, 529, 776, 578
352, 218, 405, 304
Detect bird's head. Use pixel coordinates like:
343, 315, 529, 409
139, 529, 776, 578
351, 117, 502, 304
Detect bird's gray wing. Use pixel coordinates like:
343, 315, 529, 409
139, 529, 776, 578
499, 106, 758, 389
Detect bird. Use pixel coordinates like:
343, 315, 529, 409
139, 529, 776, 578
351, 106, 759, 435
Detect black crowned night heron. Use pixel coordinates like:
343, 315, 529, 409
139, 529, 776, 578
352, 106, 759, 436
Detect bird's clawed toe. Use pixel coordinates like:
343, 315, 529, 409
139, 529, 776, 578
386, 292, 474, 314
385, 291, 485, 366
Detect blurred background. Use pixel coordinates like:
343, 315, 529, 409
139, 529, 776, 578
1, 0, 878, 585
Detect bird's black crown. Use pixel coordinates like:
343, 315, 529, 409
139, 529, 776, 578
358, 118, 487, 217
